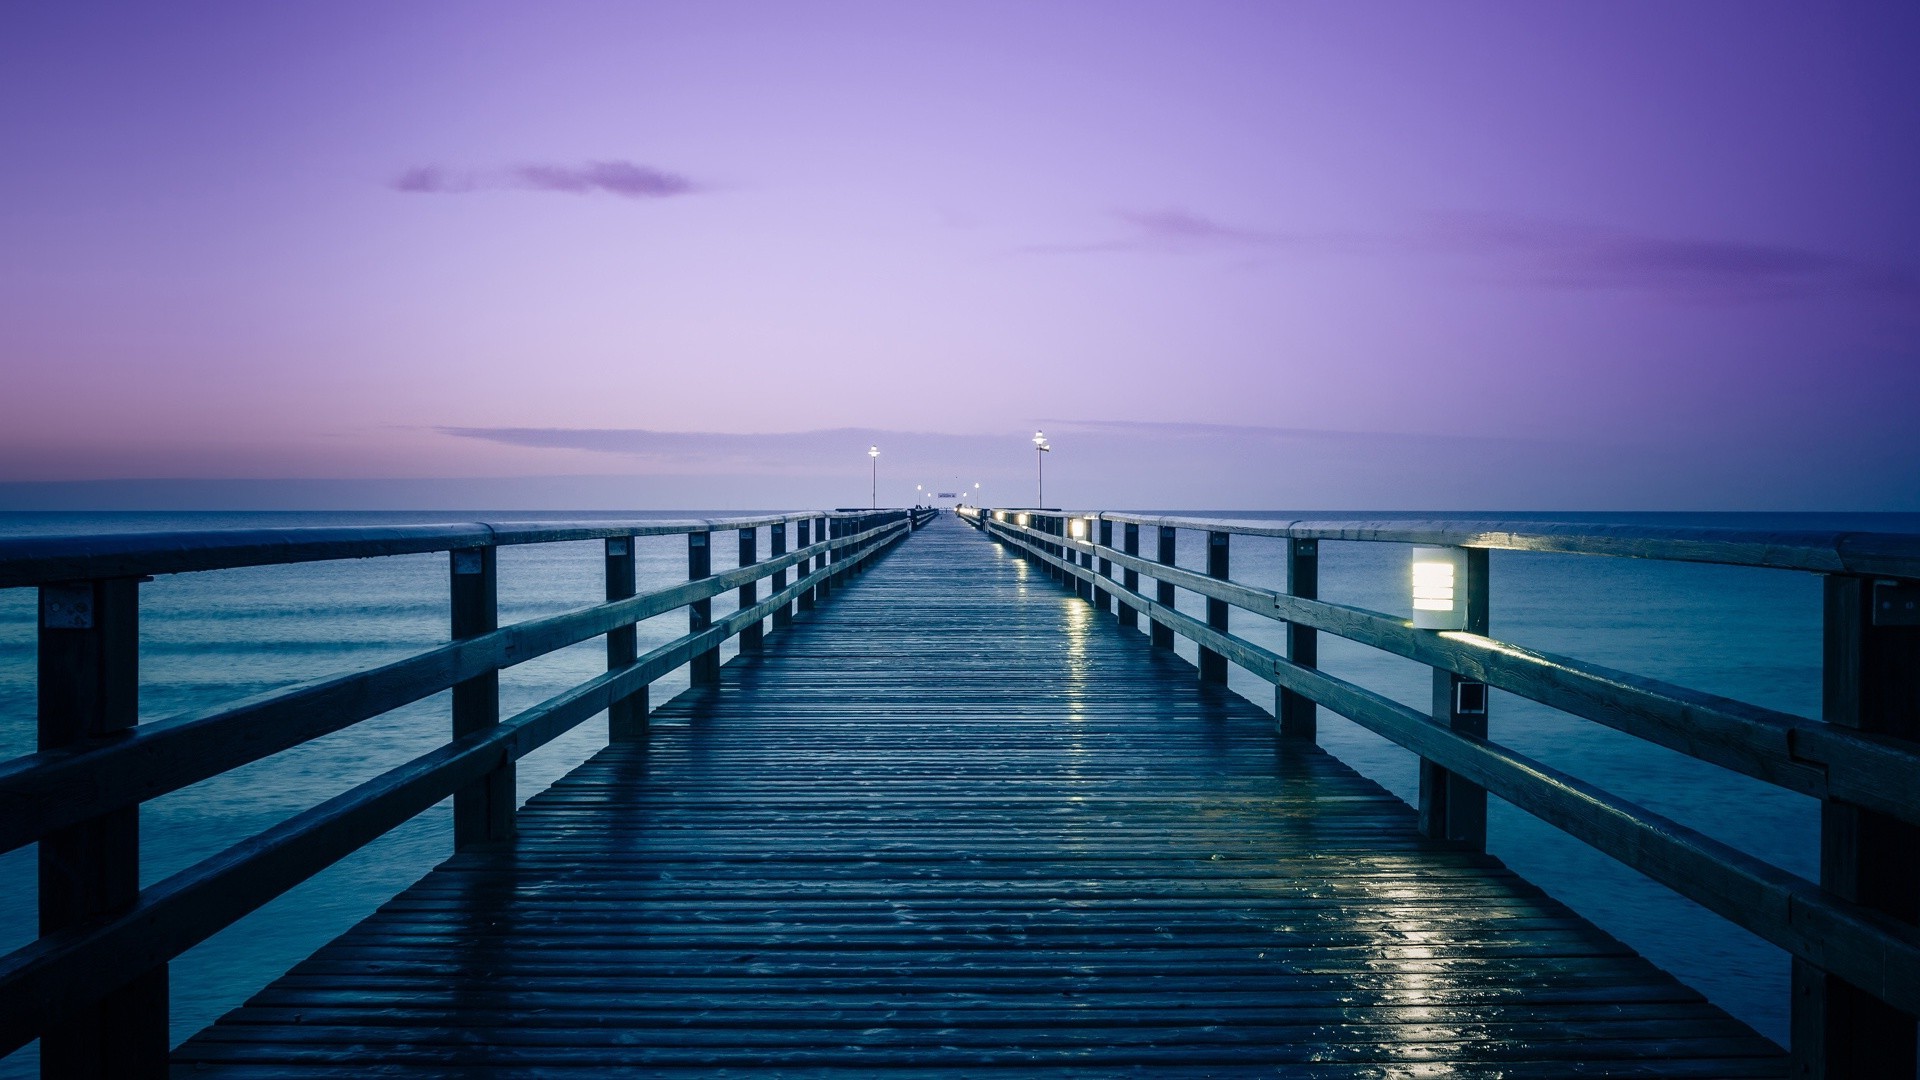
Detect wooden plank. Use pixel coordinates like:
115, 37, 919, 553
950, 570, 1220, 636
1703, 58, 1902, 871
172, 514, 1782, 1076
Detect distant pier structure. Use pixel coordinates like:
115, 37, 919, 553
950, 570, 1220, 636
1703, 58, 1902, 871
0, 506, 1915, 1076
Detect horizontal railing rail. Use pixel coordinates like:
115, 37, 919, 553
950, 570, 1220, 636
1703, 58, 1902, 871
0, 508, 928, 1073
968, 505, 1919, 1076
0, 511, 894, 588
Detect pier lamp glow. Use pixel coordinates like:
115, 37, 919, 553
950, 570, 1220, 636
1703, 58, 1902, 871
1411, 546, 1470, 630
868, 445, 879, 509
1017, 513, 1030, 527
1068, 518, 1086, 540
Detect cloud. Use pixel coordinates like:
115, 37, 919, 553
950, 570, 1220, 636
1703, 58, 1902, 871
1018, 206, 1915, 303
512, 161, 698, 198
1426, 215, 1920, 303
1016, 209, 1357, 256
434, 426, 1011, 475
392, 165, 475, 194
390, 160, 701, 199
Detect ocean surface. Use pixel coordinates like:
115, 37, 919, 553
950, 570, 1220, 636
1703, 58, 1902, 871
2, 508, 1916, 1072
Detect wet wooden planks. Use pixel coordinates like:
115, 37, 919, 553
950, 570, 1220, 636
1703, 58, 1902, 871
173, 515, 1785, 1077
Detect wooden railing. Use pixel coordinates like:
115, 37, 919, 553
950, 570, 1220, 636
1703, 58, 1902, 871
0, 508, 933, 1077
965, 505, 1920, 1079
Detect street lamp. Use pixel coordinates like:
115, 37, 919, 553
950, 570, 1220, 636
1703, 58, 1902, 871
869, 445, 879, 509
1033, 430, 1051, 506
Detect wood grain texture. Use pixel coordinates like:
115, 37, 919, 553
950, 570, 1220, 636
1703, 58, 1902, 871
174, 515, 1782, 1077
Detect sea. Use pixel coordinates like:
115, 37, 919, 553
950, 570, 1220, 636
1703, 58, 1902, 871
2, 508, 1916, 1073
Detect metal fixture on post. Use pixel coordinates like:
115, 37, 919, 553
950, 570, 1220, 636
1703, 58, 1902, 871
868, 445, 880, 509
1033, 430, 1050, 506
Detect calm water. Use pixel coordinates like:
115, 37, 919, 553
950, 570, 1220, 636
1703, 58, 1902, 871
1, 508, 1915, 1072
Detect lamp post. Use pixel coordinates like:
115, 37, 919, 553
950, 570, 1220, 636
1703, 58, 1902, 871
1033, 430, 1050, 507
869, 445, 879, 509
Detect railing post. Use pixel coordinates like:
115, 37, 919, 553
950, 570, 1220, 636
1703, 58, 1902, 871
688, 530, 718, 684
770, 522, 791, 629
738, 527, 761, 650
822, 519, 838, 598
1791, 575, 1920, 1077
1094, 519, 1113, 614
38, 577, 167, 1079
1120, 523, 1141, 629
796, 518, 815, 611
451, 545, 512, 847
1078, 530, 1094, 602
1418, 548, 1489, 849
606, 536, 647, 741
819, 516, 833, 598
1279, 538, 1319, 739
1200, 531, 1229, 683
1151, 526, 1177, 649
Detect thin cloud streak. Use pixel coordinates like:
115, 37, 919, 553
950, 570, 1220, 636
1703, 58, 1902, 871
1427, 215, 1920, 303
1016, 209, 1360, 255
1019, 208, 1915, 303
391, 160, 701, 199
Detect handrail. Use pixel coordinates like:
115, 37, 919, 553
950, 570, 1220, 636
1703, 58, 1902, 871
1044, 523, 1920, 826
0, 508, 924, 1064
0, 526, 878, 855
976, 507, 1920, 1068
1092, 512, 1920, 578
0, 510, 902, 588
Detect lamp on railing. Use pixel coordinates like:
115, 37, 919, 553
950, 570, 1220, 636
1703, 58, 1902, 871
868, 445, 880, 509
1068, 518, 1086, 540
1411, 546, 1470, 630
1017, 513, 1029, 526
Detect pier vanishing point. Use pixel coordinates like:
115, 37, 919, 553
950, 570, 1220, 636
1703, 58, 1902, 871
2, 509, 1917, 1077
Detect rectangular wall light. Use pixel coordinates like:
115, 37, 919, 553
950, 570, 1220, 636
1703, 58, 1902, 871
1411, 546, 1470, 630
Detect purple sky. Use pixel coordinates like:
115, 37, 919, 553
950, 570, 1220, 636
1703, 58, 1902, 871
3, 1, 1916, 509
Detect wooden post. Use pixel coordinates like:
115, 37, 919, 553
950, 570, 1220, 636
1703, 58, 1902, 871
451, 546, 512, 847
1791, 575, 1920, 1077
1151, 526, 1177, 649
1120, 523, 1141, 629
38, 577, 168, 1079
1279, 538, 1319, 740
738, 527, 761, 650
1418, 548, 1489, 849
1094, 519, 1113, 614
1078, 536, 1094, 602
821, 519, 838, 598
796, 519, 815, 611
688, 531, 718, 684
606, 536, 647, 741
770, 522, 791, 629
1200, 531, 1229, 683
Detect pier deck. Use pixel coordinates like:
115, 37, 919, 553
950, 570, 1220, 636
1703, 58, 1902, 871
173, 517, 1783, 1076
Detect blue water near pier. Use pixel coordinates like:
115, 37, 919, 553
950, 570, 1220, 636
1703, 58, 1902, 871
1, 508, 1916, 1073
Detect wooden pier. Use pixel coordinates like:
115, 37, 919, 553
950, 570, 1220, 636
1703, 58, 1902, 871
162, 513, 1783, 1076
2, 509, 1916, 1076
